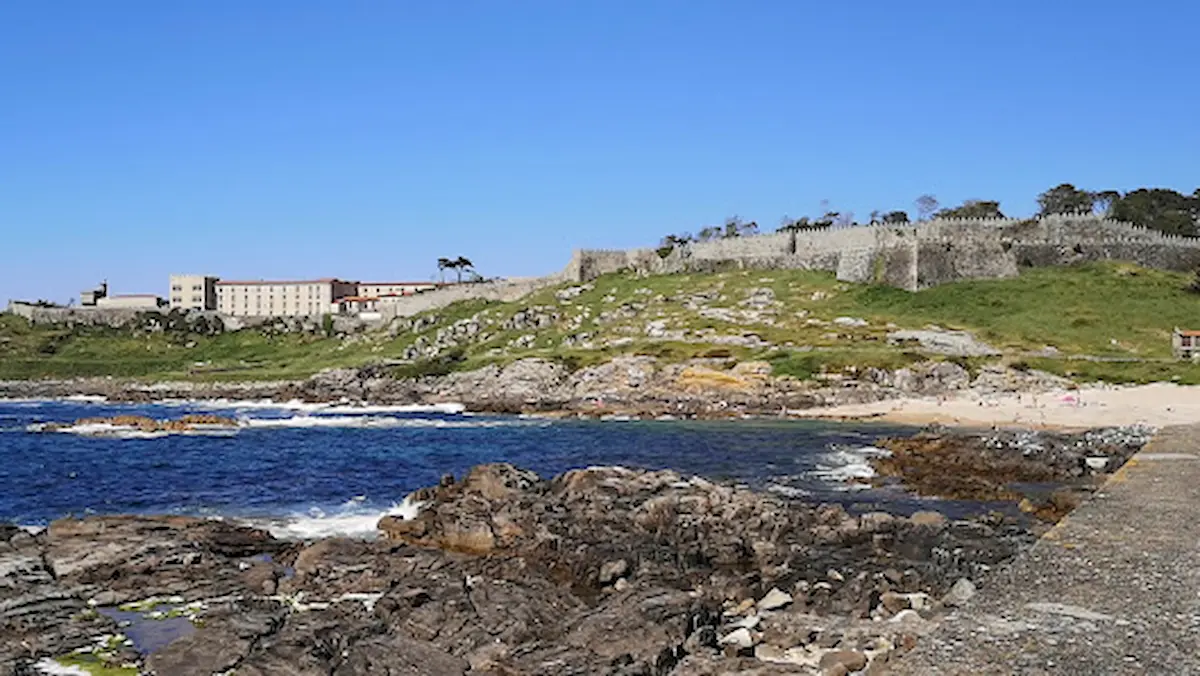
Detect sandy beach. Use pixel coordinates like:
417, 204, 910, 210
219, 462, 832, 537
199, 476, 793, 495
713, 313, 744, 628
791, 382, 1200, 429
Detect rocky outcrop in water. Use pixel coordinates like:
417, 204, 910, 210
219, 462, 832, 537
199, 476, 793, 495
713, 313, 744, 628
1, 462, 1039, 675
32, 414, 238, 434
872, 426, 1153, 522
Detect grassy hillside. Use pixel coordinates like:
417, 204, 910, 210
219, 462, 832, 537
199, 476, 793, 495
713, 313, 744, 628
5, 262, 1200, 384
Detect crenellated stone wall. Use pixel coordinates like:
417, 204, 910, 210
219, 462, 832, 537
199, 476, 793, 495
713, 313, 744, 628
565, 215, 1200, 291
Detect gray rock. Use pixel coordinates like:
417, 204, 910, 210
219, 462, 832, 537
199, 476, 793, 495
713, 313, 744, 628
942, 578, 977, 607
887, 328, 1000, 357
819, 649, 868, 672
599, 558, 629, 584
684, 625, 718, 653
832, 316, 868, 327
909, 510, 948, 529
757, 587, 794, 611
719, 626, 754, 649
858, 511, 896, 533
334, 634, 469, 675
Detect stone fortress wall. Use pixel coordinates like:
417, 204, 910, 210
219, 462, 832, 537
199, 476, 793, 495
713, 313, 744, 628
565, 215, 1200, 291
10, 215, 1200, 330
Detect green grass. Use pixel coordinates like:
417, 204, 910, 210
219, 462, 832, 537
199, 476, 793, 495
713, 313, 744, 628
830, 263, 1199, 357
52, 654, 138, 676
5, 262, 1200, 383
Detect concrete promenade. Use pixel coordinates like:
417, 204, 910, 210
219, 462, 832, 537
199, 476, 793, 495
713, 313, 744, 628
890, 424, 1200, 674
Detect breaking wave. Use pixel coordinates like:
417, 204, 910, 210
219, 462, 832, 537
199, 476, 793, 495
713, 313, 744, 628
261, 494, 426, 540
809, 445, 892, 488
25, 422, 237, 439
175, 399, 467, 415
239, 415, 543, 430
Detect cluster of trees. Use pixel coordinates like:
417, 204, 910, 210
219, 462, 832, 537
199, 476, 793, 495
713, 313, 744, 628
656, 218, 760, 256
1027, 184, 1200, 236
657, 185, 1200, 253
436, 256, 476, 283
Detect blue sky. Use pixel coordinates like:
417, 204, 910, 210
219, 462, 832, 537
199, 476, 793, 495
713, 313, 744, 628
2, 1, 1197, 303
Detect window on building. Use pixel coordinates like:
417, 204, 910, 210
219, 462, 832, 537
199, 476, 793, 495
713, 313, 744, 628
1184, 336, 1194, 348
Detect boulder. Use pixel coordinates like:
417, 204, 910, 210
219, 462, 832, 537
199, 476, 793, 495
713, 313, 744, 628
599, 558, 629, 585
819, 649, 868, 673
720, 627, 754, 649
941, 577, 977, 607
757, 587, 794, 611
909, 510, 948, 529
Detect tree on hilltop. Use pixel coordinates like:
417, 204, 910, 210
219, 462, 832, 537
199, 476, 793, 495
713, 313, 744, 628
1110, 189, 1199, 236
778, 216, 831, 232
1037, 183, 1098, 216
882, 210, 910, 224
436, 257, 452, 284
449, 256, 475, 283
915, 194, 939, 221
722, 217, 758, 238
656, 233, 694, 257
935, 199, 1005, 219
697, 217, 758, 241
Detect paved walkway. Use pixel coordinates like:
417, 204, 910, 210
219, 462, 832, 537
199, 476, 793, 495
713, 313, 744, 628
890, 424, 1200, 675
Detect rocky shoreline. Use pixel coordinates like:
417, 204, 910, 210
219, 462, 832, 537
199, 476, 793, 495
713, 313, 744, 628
0, 426, 1152, 675
0, 357, 1074, 420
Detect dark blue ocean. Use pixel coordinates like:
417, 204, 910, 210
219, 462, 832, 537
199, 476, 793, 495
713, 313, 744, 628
0, 398, 931, 538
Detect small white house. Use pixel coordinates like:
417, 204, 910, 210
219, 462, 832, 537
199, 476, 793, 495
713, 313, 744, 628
332, 296, 382, 320
1173, 328, 1200, 360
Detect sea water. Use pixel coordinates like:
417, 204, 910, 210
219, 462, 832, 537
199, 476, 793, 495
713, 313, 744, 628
0, 399, 935, 538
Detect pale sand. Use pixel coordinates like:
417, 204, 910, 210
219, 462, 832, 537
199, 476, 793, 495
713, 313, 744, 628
789, 382, 1200, 430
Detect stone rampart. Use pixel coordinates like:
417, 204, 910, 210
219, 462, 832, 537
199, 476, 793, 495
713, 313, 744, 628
6, 303, 155, 328
566, 215, 1200, 291
376, 276, 565, 321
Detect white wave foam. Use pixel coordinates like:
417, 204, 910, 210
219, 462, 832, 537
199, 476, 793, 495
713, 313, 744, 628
33, 422, 172, 439
265, 495, 426, 540
811, 445, 891, 487
766, 483, 811, 498
176, 399, 467, 415
318, 402, 467, 415
241, 415, 536, 430
25, 411, 529, 436
63, 395, 108, 403
25, 422, 212, 439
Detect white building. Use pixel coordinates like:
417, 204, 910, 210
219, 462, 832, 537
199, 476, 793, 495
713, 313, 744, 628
80, 282, 108, 306
169, 274, 219, 311
357, 281, 438, 297
332, 296, 383, 321
215, 278, 358, 317
96, 294, 165, 309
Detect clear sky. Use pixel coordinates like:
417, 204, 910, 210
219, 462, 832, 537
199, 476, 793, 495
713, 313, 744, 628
2, 1, 1197, 304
